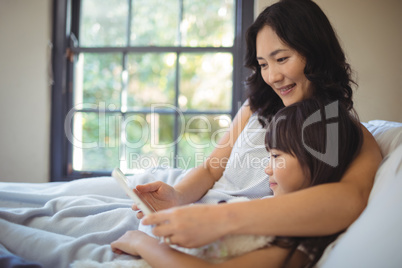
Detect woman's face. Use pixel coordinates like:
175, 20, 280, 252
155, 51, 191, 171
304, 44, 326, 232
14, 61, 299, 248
256, 25, 313, 106
265, 149, 310, 196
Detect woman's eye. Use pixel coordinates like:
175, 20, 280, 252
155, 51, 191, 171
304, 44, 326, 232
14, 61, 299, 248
277, 57, 288, 63
259, 63, 267, 68
271, 154, 279, 159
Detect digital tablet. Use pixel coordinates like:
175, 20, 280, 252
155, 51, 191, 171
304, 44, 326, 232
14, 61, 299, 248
112, 168, 156, 215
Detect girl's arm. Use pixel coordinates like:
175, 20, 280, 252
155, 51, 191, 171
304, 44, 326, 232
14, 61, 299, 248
111, 231, 307, 268
144, 125, 382, 246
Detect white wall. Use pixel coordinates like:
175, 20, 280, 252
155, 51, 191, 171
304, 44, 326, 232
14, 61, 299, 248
0, 0, 400, 183
256, 0, 402, 123
0, 0, 51, 182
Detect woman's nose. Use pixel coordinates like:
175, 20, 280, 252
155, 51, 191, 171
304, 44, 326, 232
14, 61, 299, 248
267, 66, 283, 85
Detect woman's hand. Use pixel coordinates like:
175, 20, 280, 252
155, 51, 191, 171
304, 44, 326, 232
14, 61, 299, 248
142, 204, 230, 248
133, 181, 182, 219
111, 230, 150, 256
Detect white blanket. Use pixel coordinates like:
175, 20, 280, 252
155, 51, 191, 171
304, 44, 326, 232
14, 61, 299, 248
0, 168, 188, 268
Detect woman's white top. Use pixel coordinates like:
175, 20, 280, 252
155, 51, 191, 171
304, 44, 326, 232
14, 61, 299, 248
198, 113, 272, 204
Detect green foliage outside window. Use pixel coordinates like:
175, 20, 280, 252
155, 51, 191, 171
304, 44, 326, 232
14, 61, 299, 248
71, 0, 235, 173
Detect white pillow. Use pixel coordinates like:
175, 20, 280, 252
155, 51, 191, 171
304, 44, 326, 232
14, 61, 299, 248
319, 144, 402, 268
363, 120, 402, 157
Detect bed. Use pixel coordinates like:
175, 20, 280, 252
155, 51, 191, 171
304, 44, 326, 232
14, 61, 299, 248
0, 120, 401, 268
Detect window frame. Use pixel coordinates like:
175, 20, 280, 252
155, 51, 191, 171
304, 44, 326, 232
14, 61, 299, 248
51, 0, 254, 181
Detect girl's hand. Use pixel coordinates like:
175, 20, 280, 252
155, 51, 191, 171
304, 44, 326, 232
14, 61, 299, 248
111, 230, 149, 256
142, 204, 230, 248
132, 181, 182, 219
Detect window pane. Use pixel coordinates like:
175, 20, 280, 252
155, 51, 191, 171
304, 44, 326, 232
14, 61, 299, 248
127, 53, 177, 109
63, 0, 246, 179
80, 0, 128, 47
182, 0, 235, 47
131, 0, 179, 46
179, 53, 233, 111
177, 114, 231, 169
125, 114, 175, 172
72, 112, 120, 171
74, 53, 122, 108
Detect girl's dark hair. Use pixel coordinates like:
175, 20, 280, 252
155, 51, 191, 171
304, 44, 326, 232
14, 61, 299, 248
265, 98, 363, 267
245, 0, 356, 125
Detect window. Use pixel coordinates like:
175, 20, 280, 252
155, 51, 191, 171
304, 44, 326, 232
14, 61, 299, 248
51, 0, 254, 181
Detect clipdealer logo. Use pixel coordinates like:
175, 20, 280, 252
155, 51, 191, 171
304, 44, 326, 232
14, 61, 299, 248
302, 101, 339, 167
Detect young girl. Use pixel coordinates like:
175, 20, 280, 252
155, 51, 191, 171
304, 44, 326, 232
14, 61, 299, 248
111, 98, 363, 268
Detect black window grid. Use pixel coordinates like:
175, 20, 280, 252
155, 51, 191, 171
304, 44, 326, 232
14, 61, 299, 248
51, 0, 254, 181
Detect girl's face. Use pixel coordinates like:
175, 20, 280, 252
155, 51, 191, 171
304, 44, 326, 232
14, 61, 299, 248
256, 25, 313, 106
265, 149, 310, 196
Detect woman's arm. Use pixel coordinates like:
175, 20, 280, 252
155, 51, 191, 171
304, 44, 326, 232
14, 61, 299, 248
229, 125, 382, 236
144, 125, 382, 246
134, 101, 253, 214
172, 101, 253, 205
111, 231, 306, 268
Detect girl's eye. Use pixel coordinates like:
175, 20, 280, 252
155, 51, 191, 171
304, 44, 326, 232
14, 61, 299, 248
271, 154, 279, 159
259, 63, 268, 68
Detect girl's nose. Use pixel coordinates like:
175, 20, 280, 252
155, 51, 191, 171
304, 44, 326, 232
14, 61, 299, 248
265, 158, 273, 176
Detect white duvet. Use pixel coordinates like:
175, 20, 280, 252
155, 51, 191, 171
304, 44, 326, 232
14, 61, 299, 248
0, 168, 187, 268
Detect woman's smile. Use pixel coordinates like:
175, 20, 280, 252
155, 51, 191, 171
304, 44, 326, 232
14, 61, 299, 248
277, 83, 296, 96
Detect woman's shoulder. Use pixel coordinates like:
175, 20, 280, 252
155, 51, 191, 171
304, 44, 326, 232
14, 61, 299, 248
241, 99, 253, 116
359, 122, 383, 158
235, 99, 254, 128
338, 122, 382, 193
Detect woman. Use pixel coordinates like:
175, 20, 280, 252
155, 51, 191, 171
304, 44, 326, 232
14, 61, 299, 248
130, 0, 382, 248
111, 99, 364, 268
